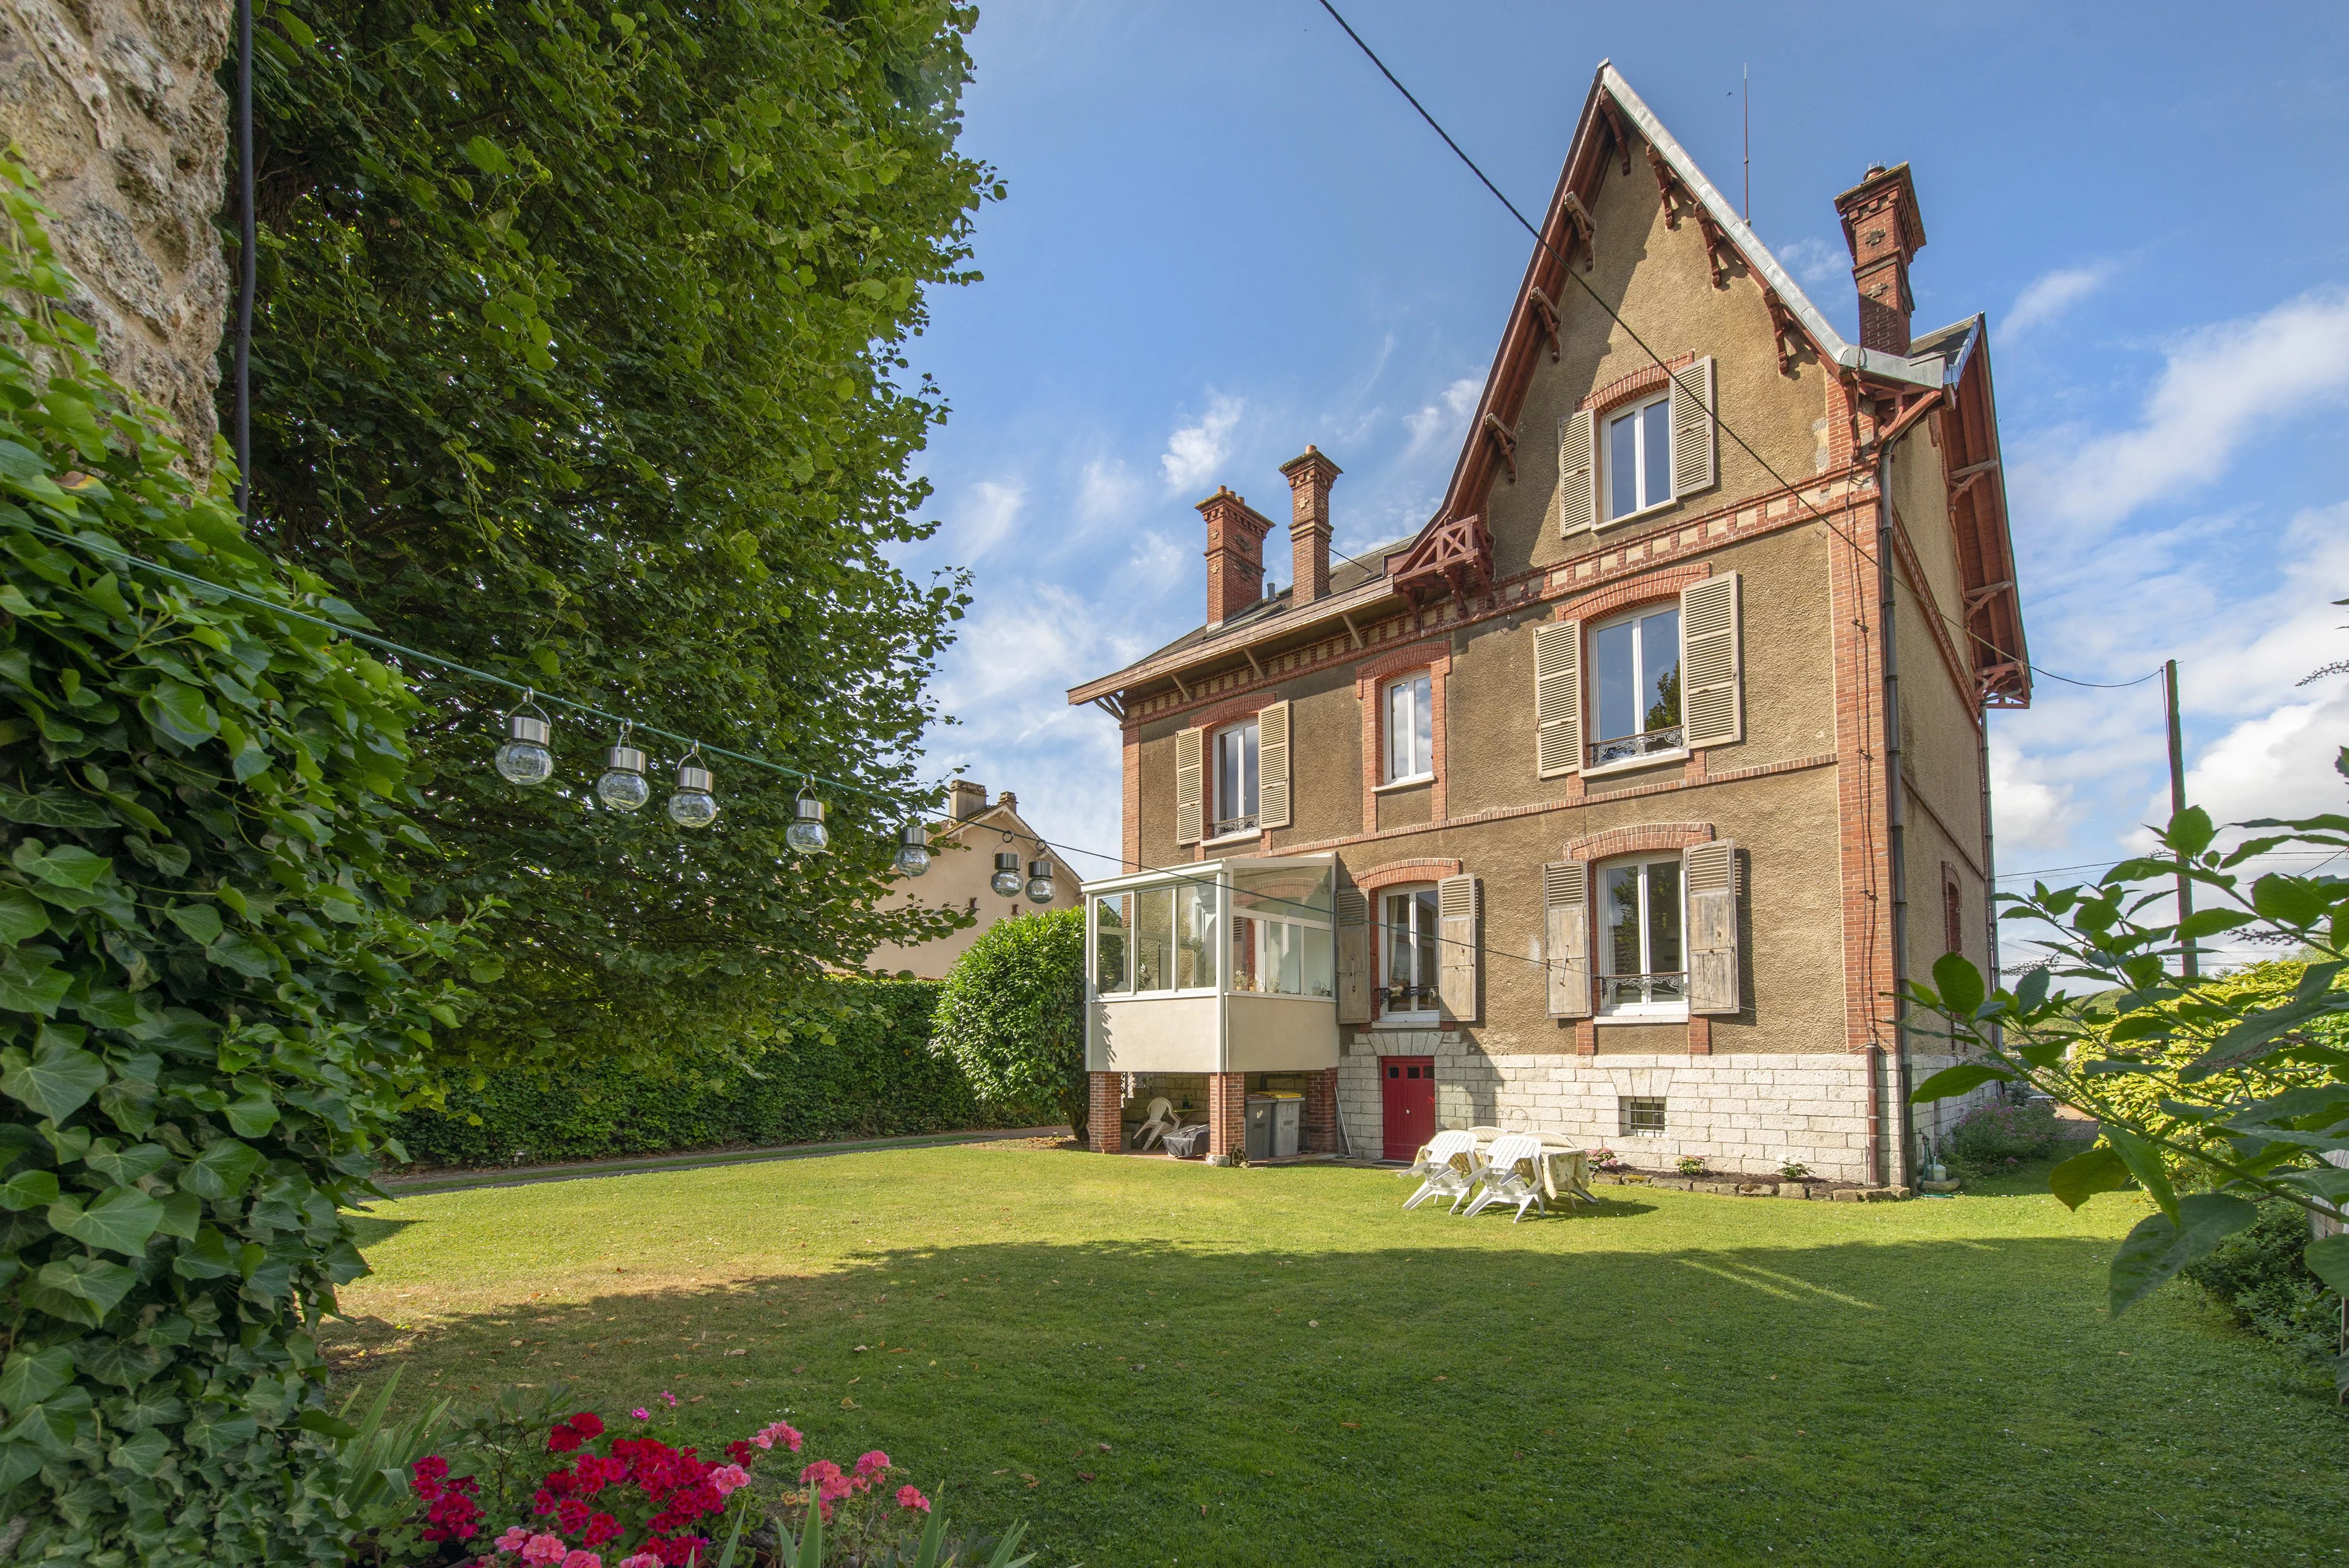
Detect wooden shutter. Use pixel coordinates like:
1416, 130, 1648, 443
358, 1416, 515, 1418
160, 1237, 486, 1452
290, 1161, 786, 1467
1669, 356, 1717, 497
1534, 619, 1583, 779
1685, 839, 1740, 1015
1256, 701, 1291, 830
1173, 725, 1203, 845
1543, 860, 1592, 1019
1680, 573, 1742, 749
1557, 409, 1597, 534
1335, 885, 1371, 1024
1436, 873, 1480, 1022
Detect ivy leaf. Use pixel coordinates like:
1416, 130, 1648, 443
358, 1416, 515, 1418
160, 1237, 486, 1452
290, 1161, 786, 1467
0, 1344, 75, 1409
166, 903, 224, 945
11, 840, 112, 890
462, 134, 513, 176
153, 1189, 200, 1240
0, 785, 110, 828
83, 1140, 169, 1185
23, 1254, 139, 1325
0, 1168, 59, 1210
177, 1138, 264, 1202
0, 1039, 107, 1118
140, 680, 218, 747
204, 933, 278, 980
171, 1227, 237, 1281
48, 1186, 165, 1257
2108, 1193, 2259, 1315
109, 1426, 173, 1476
0, 887, 49, 943
224, 1089, 280, 1139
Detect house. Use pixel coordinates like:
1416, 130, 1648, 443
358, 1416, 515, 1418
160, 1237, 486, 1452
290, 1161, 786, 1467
1062, 63, 2027, 1185
864, 782, 1082, 981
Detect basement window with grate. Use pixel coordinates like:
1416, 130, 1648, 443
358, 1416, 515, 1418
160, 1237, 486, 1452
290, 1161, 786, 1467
1620, 1096, 1668, 1136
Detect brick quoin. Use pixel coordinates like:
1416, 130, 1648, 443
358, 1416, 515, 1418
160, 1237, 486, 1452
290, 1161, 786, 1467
1355, 641, 1452, 832
1207, 1072, 1246, 1161
1303, 1067, 1340, 1153
1120, 720, 1141, 872
1087, 1072, 1122, 1153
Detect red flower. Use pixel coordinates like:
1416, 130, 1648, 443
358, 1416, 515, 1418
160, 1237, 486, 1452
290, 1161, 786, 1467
584, 1512, 622, 1546
568, 1411, 605, 1439
726, 1441, 756, 1467
531, 1489, 557, 1516
547, 1425, 584, 1454
557, 1498, 591, 1535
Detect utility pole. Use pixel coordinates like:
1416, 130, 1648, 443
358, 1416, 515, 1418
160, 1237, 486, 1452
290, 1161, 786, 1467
2165, 658, 2197, 978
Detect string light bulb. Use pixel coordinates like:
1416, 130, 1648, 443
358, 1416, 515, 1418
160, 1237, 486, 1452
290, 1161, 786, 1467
786, 789, 830, 854
493, 695, 555, 786
893, 820, 931, 877
1025, 857, 1056, 903
595, 724, 651, 813
990, 852, 1022, 898
667, 746, 719, 829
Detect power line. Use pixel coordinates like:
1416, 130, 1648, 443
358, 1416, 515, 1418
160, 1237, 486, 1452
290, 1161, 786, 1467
1306, 0, 2162, 699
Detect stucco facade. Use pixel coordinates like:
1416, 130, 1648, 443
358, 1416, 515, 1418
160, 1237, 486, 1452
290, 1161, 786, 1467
1068, 66, 2028, 1185
863, 787, 1081, 981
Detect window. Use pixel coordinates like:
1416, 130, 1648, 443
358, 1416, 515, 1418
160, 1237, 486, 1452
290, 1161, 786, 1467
1620, 1096, 1667, 1136
1212, 721, 1258, 837
1944, 869, 1964, 955
1384, 672, 1434, 783
1227, 861, 1334, 998
1591, 606, 1681, 768
1093, 893, 1129, 995
1606, 395, 1672, 520
1379, 886, 1441, 1019
1122, 881, 1220, 994
1598, 856, 1686, 1017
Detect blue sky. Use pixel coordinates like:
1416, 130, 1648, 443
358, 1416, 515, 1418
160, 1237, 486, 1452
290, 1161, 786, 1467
896, 1, 2349, 927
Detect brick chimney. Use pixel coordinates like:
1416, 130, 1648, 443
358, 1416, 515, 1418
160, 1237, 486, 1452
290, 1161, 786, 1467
1278, 446, 1342, 607
1833, 163, 1927, 356
948, 780, 987, 820
1197, 487, 1275, 627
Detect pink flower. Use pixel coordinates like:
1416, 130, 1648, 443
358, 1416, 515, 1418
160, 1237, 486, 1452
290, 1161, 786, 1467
620, 1557, 661, 1568
854, 1450, 891, 1479
709, 1465, 751, 1497
659, 1391, 678, 1408
896, 1485, 931, 1513
631, 1408, 651, 1422
497, 1526, 534, 1553
520, 1536, 568, 1566
562, 1553, 603, 1568
751, 1419, 803, 1453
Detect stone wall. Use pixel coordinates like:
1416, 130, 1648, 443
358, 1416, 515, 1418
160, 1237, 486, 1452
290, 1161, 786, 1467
1, 0, 231, 469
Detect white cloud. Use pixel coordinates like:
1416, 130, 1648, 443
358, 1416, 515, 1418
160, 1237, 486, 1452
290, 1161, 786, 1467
1074, 456, 1143, 526
2004, 263, 2114, 340
1403, 375, 1480, 458
1988, 734, 2080, 858
2171, 688, 2349, 835
1774, 236, 1847, 288
2015, 288, 2349, 530
952, 478, 1027, 562
1160, 395, 1243, 493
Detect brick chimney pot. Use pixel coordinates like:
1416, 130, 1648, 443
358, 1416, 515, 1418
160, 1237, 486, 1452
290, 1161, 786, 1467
1278, 446, 1342, 606
1832, 163, 1927, 358
1198, 487, 1276, 626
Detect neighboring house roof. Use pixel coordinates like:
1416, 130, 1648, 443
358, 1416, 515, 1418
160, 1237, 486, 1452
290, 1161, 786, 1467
1070, 60, 2028, 712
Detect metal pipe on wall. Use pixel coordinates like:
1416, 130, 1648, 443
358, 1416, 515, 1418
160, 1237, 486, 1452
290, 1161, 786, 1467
232, 0, 254, 520
1875, 444, 1913, 1188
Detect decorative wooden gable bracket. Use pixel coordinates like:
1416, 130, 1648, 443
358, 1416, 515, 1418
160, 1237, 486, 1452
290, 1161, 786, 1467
1976, 659, 2028, 709
1528, 286, 1561, 361
1963, 578, 2013, 614
1091, 694, 1126, 722
1560, 192, 1596, 271
1389, 510, 1494, 605
1643, 141, 1686, 228
1597, 96, 1633, 174
1692, 209, 1734, 290
1763, 288, 1805, 375
1947, 455, 2000, 506
1480, 413, 1519, 483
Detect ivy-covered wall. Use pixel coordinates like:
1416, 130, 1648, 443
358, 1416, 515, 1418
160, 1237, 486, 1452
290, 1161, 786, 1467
393, 979, 1044, 1167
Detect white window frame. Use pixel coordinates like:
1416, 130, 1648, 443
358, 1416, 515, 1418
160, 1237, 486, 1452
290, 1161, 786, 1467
1375, 883, 1442, 1026
1595, 854, 1689, 1022
1207, 720, 1259, 843
1602, 392, 1674, 524
1585, 604, 1685, 775
1380, 671, 1435, 788
1620, 1095, 1668, 1136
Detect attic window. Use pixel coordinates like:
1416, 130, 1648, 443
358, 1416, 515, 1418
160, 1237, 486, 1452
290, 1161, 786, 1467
1606, 395, 1672, 520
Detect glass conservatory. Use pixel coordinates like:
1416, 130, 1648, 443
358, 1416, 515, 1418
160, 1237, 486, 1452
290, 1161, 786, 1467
1083, 854, 1340, 1075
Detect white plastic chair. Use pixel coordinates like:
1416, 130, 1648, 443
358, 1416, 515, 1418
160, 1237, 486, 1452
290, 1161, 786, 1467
1401, 1130, 1479, 1211
1463, 1133, 1549, 1223
1132, 1097, 1180, 1150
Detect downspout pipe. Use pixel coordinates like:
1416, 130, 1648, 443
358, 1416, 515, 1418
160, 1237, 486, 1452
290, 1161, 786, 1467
1875, 443, 1913, 1189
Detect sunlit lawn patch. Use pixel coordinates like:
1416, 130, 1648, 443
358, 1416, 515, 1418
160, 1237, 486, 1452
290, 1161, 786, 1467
331, 1146, 2349, 1564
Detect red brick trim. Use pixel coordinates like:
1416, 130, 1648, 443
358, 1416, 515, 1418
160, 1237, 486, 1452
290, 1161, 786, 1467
1577, 351, 1697, 415
1184, 689, 1281, 734
1207, 1071, 1245, 1161
1357, 642, 1452, 832
1120, 721, 1141, 873
1574, 1018, 1596, 1056
1550, 561, 1709, 627
1687, 1017, 1712, 1055
1303, 1066, 1340, 1153
1563, 822, 1714, 860
1088, 1072, 1122, 1153
1354, 856, 1462, 894
1828, 462, 1897, 1058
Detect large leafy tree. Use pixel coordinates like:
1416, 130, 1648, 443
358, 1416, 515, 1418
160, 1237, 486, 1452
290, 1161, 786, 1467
244, 0, 989, 1072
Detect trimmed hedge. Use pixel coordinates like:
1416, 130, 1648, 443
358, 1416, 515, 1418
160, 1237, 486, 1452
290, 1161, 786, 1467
392, 980, 1042, 1168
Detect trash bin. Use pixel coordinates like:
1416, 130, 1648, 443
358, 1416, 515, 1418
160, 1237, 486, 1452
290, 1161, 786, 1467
1270, 1096, 1302, 1158
1244, 1096, 1276, 1162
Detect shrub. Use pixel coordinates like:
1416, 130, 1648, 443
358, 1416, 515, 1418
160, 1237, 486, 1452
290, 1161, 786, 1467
1945, 1099, 2062, 1173
932, 909, 1088, 1144
393, 978, 1040, 1169
1676, 1155, 1707, 1177
1779, 1161, 1812, 1182
0, 166, 480, 1563
2181, 1199, 2340, 1364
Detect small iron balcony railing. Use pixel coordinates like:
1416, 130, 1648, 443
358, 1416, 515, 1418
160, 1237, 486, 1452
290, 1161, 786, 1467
1590, 726, 1684, 768
1598, 971, 1688, 1010
1210, 812, 1258, 838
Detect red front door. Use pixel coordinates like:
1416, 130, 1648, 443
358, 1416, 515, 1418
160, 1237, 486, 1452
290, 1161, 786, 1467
1381, 1056, 1435, 1162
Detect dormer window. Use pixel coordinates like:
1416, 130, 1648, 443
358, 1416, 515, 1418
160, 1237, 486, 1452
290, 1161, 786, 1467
1606, 394, 1672, 520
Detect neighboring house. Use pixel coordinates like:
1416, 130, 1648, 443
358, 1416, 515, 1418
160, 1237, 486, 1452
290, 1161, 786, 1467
864, 781, 1082, 980
1065, 63, 2027, 1185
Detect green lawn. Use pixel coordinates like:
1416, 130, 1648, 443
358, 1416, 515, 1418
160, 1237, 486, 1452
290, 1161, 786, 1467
331, 1143, 2349, 1566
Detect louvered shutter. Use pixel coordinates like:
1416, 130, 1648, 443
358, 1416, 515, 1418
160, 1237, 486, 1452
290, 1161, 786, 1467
1684, 839, 1740, 1014
1436, 873, 1480, 1022
1669, 356, 1717, 497
1534, 619, 1583, 778
1558, 409, 1597, 534
1679, 573, 1742, 749
1173, 726, 1203, 845
1256, 701, 1291, 830
1543, 860, 1592, 1019
1335, 886, 1371, 1024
